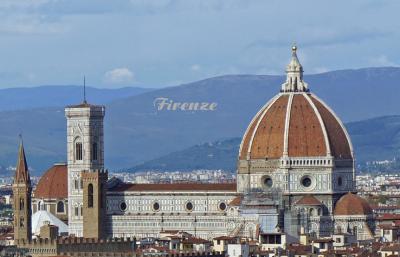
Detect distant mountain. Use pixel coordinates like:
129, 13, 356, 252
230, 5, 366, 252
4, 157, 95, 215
129, 115, 400, 172
128, 138, 241, 172
0, 86, 153, 111
1, 67, 400, 174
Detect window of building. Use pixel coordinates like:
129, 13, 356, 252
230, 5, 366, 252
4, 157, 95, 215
120, 202, 127, 211
92, 142, 98, 161
185, 201, 193, 212
218, 202, 227, 211
75, 142, 83, 161
19, 198, 24, 210
57, 201, 64, 213
75, 207, 79, 216
20, 217, 24, 228
153, 202, 160, 212
74, 179, 79, 190
263, 176, 273, 188
88, 184, 94, 208
338, 177, 343, 187
301, 176, 312, 188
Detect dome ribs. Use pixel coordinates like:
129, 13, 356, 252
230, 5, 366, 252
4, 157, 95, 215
310, 96, 352, 159
250, 95, 288, 159
239, 108, 264, 160
288, 95, 326, 157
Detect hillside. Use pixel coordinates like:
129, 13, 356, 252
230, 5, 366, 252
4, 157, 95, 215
1, 67, 400, 174
129, 116, 400, 172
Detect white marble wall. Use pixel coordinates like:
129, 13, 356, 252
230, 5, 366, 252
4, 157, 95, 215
65, 105, 105, 236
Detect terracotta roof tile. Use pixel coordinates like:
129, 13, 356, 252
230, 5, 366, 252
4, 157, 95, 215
311, 95, 352, 159
109, 183, 237, 192
295, 195, 322, 206
239, 93, 353, 161
334, 192, 372, 216
228, 196, 241, 206
34, 164, 68, 199
288, 95, 326, 157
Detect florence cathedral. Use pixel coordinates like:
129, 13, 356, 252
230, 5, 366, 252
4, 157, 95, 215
13, 47, 375, 246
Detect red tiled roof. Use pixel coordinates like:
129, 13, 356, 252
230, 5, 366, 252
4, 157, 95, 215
377, 214, 400, 221
110, 183, 237, 192
295, 195, 322, 206
310, 95, 352, 159
34, 163, 68, 199
228, 196, 241, 206
183, 237, 210, 244
334, 193, 373, 216
239, 93, 353, 161
213, 236, 236, 241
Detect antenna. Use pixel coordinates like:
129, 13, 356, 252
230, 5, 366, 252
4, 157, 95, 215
83, 75, 87, 104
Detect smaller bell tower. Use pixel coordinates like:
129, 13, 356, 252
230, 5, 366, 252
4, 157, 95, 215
82, 169, 108, 239
12, 139, 32, 244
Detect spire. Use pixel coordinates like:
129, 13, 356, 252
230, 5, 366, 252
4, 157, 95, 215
15, 135, 30, 184
83, 75, 87, 104
281, 45, 309, 92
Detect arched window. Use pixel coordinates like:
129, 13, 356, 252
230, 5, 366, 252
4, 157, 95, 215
57, 201, 64, 213
88, 184, 94, 208
19, 198, 24, 210
92, 142, 98, 161
75, 142, 83, 160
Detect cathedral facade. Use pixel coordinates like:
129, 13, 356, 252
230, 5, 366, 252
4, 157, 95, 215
25, 47, 374, 244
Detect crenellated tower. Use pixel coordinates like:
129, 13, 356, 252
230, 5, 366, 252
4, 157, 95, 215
82, 169, 108, 239
65, 101, 105, 237
12, 140, 32, 244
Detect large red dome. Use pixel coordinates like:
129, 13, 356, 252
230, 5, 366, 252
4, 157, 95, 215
34, 163, 68, 199
239, 93, 353, 161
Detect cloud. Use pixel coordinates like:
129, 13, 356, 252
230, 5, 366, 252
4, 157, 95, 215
104, 68, 135, 84
190, 64, 201, 71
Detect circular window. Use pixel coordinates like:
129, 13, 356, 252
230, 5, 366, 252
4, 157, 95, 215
218, 202, 227, 211
338, 177, 343, 187
120, 202, 127, 211
153, 202, 160, 212
301, 176, 312, 188
185, 201, 193, 211
263, 176, 273, 188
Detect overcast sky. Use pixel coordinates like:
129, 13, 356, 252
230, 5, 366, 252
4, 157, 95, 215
0, 0, 398, 88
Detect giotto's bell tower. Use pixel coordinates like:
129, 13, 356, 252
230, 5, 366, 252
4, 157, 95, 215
65, 100, 105, 237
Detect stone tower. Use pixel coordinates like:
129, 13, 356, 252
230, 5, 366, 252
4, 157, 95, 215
65, 101, 105, 236
12, 140, 32, 244
82, 169, 108, 238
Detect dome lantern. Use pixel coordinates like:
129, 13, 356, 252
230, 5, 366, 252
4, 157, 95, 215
281, 45, 309, 93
